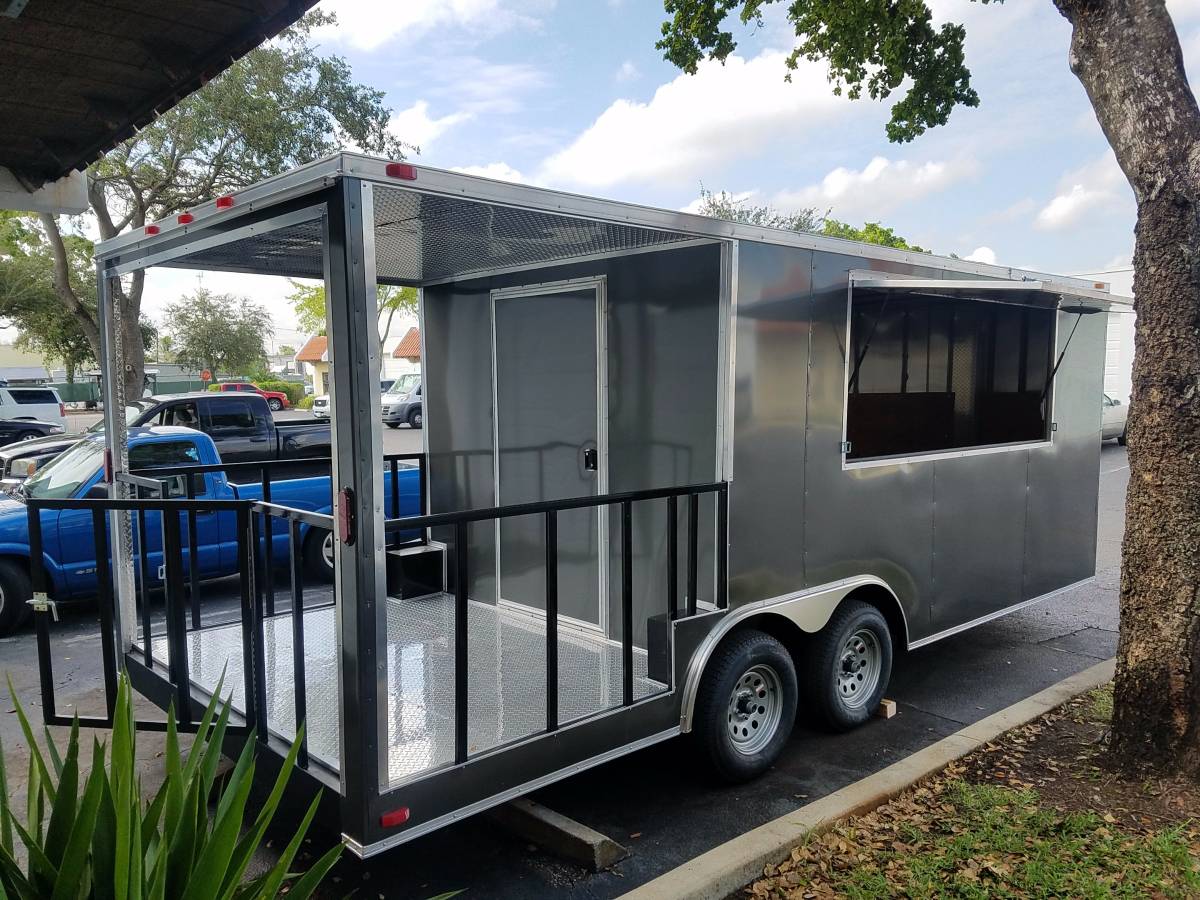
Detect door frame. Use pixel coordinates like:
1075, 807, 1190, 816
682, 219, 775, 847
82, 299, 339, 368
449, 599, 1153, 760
489, 275, 609, 635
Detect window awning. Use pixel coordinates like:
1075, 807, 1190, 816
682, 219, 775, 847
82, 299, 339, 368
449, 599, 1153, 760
850, 272, 1132, 313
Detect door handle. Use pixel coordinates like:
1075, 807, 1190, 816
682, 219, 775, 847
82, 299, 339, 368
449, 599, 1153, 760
583, 447, 598, 471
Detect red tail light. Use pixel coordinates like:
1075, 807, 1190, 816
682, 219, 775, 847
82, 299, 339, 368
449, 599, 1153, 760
385, 162, 417, 180
380, 807, 410, 827
144, 224, 160, 235
178, 213, 194, 224
215, 195, 235, 209
59, 402, 65, 417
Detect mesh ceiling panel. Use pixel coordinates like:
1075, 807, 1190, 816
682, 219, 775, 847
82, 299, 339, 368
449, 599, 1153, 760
160, 187, 696, 284
372, 187, 694, 283
162, 218, 325, 279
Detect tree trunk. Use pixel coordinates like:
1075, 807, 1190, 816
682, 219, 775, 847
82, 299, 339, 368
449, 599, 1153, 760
1054, 0, 1200, 774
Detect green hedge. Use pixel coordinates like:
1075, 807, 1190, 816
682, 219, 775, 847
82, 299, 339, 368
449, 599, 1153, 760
255, 380, 306, 405
296, 395, 314, 410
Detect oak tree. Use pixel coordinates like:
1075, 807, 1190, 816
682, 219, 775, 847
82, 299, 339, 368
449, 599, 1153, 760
34, 11, 406, 403
660, 0, 1200, 774
162, 289, 272, 382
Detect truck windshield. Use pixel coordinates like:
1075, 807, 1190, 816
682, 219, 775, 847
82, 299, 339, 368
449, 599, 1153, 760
23, 440, 104, 499
85, 403, 151, 434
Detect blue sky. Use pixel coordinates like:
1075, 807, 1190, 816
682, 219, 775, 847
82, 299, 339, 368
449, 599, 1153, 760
146, 0, 1200, 342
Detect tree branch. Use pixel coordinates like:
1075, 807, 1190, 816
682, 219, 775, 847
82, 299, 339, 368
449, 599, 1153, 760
35, 214, 103, 355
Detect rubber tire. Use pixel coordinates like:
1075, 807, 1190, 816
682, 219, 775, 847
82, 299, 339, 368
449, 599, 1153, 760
386, 422, 400, 429
17, 431, 40, 442
803, 600, 893, 732
692, 630, 798, 783
0, 558, 33, 636
302, 527, 334, 583
268, 398, 283, 411
407, 407, 423, 429
1118, 429, 1127, 446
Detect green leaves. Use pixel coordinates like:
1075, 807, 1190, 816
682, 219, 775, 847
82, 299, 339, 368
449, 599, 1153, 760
658, 0, 992, 143
0, 674, 342, 899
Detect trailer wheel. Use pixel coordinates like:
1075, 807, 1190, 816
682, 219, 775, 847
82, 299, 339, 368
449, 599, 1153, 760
0, 558, 33, 635
693, 630, 797, 782
804, 600, 892, 732
303, 528, 335, 583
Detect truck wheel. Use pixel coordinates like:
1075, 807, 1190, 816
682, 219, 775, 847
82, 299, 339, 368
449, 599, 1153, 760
17, 431, 40, 442
407, 407, 423, 429
692, 630, 797, 782
268, 398, 283, 411
0, 558, 33, 635
803, 600, 892, 732
303, 528, 335, 583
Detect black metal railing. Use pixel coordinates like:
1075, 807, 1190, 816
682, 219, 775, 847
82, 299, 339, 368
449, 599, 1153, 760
25, 469, 728, 782
379, 479, 729, 765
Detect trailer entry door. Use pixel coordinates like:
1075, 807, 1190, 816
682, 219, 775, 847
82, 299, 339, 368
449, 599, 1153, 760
492, 278, 607, 630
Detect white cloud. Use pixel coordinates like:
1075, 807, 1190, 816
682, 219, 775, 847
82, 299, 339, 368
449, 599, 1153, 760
389, 101, 471, 150
964, 246, 997, 265
451, 162, 526, 183
1034, 151, 1130, 230
314, 0, 545, 52
538, 50, 850, 189
771, 156, 979, 221
615, 60, 639, 82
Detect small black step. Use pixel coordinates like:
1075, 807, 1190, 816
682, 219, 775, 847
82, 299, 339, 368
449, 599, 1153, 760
386, 543, 445, 599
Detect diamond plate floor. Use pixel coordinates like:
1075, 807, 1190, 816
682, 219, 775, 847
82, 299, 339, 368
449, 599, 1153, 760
142, 593, 664, 786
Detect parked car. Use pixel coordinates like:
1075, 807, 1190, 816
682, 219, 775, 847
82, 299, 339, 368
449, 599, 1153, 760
216, 381, 290, 411
312, 394, 329, 418
0, 393, 329, 486
382, 381, 422, 429
1102, 393, 1128, 444
0, 419, 65, 446
0, 427, 420, 633
0, 386, 66, 427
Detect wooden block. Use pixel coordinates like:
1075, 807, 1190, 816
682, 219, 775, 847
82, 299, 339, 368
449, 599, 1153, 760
876, 698, 897, 719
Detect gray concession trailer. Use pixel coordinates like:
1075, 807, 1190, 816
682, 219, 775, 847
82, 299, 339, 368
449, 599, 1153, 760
29, 153, 1129, 857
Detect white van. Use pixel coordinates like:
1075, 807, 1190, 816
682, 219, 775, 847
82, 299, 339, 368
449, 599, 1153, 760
0, 386, 66, 427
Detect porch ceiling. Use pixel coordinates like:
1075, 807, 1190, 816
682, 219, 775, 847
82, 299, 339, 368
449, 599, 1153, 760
159, 184, 698, 285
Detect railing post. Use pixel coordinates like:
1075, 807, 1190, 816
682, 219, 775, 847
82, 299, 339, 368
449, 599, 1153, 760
261, 465, 275, 616
249, 510, 268, 745
621, 499, 633, 707
667, 495, 678, 621
26, 503, 57, 723
288, 515, 309, 767
162, 509, 191, 726
135, 490, 152, 667
454, 521, 469, 764
91, 507, 119, 720
185, 475, 201, 629
717, 483, 729, 610
389, 458, 399, 550
686, 493, 699, 617
236, 505, 258, 733
545, 509, 558, 732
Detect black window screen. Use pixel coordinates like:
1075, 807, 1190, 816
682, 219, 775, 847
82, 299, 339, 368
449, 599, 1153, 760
846, 291, 1055, 461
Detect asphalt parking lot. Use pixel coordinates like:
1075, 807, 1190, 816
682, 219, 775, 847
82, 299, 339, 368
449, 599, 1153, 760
0, 442, 1128, 898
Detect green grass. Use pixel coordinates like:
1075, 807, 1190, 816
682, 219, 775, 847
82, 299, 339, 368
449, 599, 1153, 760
773, 780, 1199, 899
1082, 684, 1115, 724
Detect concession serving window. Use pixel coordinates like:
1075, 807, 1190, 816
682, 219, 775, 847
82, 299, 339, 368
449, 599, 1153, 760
843, 275, 1105, 464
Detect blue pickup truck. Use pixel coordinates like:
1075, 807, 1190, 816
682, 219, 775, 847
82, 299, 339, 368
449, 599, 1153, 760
0, 426, 419, 634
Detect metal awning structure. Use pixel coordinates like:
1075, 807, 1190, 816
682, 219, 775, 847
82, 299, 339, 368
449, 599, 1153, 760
850, 272, 1133, 312
0, 0, 317, 209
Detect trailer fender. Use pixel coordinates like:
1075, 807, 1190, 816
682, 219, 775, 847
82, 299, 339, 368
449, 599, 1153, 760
678, 575, 903, 733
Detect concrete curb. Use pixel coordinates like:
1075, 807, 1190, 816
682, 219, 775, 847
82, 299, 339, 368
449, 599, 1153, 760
619, 657, 1116, 900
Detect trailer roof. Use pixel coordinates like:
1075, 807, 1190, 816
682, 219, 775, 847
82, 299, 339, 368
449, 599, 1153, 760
0, 0, 318, 189
95, 153, 1134, 309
